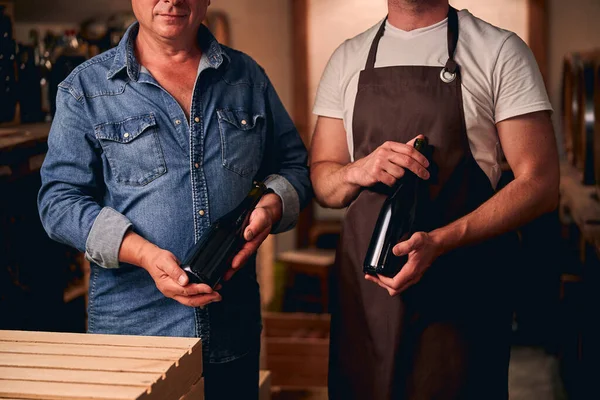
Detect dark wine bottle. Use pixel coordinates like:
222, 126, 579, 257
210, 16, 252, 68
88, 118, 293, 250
181, 181, 273, 288
363, 137, 432, 278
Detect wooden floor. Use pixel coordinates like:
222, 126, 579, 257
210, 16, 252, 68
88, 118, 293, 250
273, 347, 567, 400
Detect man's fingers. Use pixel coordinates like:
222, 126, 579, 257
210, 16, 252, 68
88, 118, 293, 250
377, 263, 416, 290
160, 279, 213, 297
377, 170, 398, 187
382, 160, 406, 180
183, 283, 214, 296
231, 243, 255, 270
173, 292, 222, 308
233, 228, 271, 269
364, 274, 388, 290
389, 153, 430, 180
384, 138, 429, 169
375, 270, 419, 295
365, 274, 400, 296
223, 268, 236, 282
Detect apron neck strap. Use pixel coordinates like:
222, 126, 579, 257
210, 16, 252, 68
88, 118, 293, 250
364, 6, 460, 71
444, 6, 459, 73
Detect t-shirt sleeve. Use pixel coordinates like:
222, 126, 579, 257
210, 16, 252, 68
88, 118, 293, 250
492, 33, 553, 123
312, 42, 346, 119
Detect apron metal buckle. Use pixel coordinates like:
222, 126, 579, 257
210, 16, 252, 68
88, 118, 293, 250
440, 68, 456, 83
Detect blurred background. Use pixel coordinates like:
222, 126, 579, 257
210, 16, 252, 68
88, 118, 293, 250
1, 0, 600, 399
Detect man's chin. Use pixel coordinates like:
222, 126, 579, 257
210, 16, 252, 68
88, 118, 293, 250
154, 26, 190, 40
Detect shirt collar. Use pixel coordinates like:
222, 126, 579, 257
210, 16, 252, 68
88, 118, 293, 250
107, 21, 230, 81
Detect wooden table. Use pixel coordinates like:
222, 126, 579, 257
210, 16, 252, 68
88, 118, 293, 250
0, 330, 204, 400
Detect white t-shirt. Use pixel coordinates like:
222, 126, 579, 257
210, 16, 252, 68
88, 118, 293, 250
312, 9, 552, 189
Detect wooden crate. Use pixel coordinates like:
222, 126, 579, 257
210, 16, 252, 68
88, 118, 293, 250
0, 330, 203, 400
262, 312, 330, 389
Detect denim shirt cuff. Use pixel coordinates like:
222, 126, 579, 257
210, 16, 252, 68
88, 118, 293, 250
85, 207, 132, 269
264, 174, 299, 234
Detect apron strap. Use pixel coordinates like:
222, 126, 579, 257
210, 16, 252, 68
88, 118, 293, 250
365, 17, 388, 70
444, 6, 459, 74
364, 6, 460, 72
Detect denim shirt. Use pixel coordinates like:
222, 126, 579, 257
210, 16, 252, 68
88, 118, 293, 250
38, 22, 311, 363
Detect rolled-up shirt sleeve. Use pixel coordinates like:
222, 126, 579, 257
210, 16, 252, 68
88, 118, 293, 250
259, 77, 312, 234
264, 174, 300, 233
38, 86, 129, 269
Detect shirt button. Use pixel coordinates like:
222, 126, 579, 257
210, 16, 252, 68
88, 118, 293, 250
175, 119, 181, 125
199, 210, 205, 216
241, 119, 247, 126
194, 117, 200, 123
123, 132, 130, 138
194, 163, 200, 169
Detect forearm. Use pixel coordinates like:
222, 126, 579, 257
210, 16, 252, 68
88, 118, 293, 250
311, 161, 361, 208
431, 174, 558, 255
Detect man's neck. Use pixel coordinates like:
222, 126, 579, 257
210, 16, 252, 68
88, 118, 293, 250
387, 0, 449, 31
135, 25, 202, 70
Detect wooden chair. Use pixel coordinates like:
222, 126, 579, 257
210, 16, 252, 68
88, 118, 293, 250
277, 248, 336, 313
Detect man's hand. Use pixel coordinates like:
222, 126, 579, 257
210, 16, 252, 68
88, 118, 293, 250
345, 136, 430, 188
364, 231, 442, 296
119, 231, 222, 307
223, 192, 283, 281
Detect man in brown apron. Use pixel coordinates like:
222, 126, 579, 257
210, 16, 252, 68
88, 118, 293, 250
310, 1, 559, 399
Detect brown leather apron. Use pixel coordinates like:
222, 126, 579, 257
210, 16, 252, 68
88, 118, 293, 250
329, 8, 516, 400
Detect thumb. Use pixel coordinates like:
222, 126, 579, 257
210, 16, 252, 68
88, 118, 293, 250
163, 255, 189, 286
393, 232, 425, 257
244, 208, 270, 241
407, 134, 426, 146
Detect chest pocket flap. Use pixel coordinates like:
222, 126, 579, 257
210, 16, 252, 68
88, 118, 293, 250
217, 109, 265, 177
96, 114, 157, 143
95, 113, 167, 186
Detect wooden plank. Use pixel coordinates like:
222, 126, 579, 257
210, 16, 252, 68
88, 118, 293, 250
136, 344, 202, 400
0, 367, 158, 387
179, 378, 204, 400
265, 338, 329, 357
257, 235, 276, 309
527, 0, 548, 85
267, 356, 328, 387
0, 342, 184, 361
277, 249, 336, 267
0, 398, 37, 400
263, 312, 330, 338
292, 0, 313, 249
0, 380, 145, 400
0, 331, 198, 350
259, 371, 271, 400
0, 353, 172, 373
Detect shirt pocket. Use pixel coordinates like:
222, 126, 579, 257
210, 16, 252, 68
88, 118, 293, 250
217, 108, 264, 177
94, 113, 167, 186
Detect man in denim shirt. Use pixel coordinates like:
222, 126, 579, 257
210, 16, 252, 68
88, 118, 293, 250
38, 0, 311, 397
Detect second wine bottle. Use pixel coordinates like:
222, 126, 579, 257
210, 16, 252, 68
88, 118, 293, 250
363, 137, 432, 278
